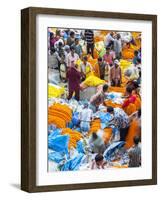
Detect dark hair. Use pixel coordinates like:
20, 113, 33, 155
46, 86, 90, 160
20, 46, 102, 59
50, 32, 54, 38
106, 47, 110, 51
70, 46, 75, 51
139, 70, 141, 78
126, 86, 133, 94
98, 57, 102, 62
134, 50, 138, 56
83, 56, 88, 61
133, 135, 140, 145
70, 31, 75, 37
138, 109, 141, 118
107, 106, 114, 113
137, 57, 141, 64
50, 47, 56, 54
95, 154, 104, 162
102, 84, 109, 92
75, 38, 79, 42
117, 33, 121, 39
132, 80, 139, 89
92, 132, 98, 140
58, 42, 63, 47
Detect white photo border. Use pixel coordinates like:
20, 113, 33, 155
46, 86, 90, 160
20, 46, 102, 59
36, 14, 152, 186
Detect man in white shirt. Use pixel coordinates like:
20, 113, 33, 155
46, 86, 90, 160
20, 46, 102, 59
66, 46, 79, 68
114, 33, 122, 59
105, 32, 115, 48
80, 103, 93, 133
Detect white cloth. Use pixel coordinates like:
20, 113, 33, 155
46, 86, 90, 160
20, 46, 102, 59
80, 108, 93, 122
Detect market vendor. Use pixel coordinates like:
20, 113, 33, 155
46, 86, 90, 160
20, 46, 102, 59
71, 38, 83, 58
103, 46, 116, 66
110, 59, 122, 86
66, 63, 81, 101
80, 56, 93, 79
104, 32, 115, 48
80, 103, 93, 133
114, 33, 122, 59
66, 46, 79, 68
128, 135, 141, 167
90, 84, 109, 113
84, 29, 94, 58
66, 31, 75, 46
93, 57, 108, 80
107, 106, 130, 141
91, 154, 107, 170
122, 86, 137, 109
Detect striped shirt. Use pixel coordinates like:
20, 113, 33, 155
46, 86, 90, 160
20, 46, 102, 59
85, 30, 94, 44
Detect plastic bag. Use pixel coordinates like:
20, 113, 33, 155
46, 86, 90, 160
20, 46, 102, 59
61, 153, 84, 171
48, 135, 69, 154
76, 140, 85, 154
48, 151, 65, 163
72, 112, 80, 126
80, 121, 90, 132
48, 129, 61, 139
99, 112, 113, 123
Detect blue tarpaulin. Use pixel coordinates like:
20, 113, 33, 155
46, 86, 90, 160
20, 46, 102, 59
72, 112, 80, 126
103, 141, 125, 160
61, 153, 84, 171
48, 151, 65, 163
76, 140, 85, 154
48, 134, 69, 154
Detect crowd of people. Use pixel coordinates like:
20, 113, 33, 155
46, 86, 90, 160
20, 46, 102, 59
48, 28, 142, 170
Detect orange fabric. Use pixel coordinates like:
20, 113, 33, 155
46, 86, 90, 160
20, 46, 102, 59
93, 63, 100, 78
88, 119, 101, 135
61, 128, 82, 149
48, 103, 72, 128
108, 86, 126, 94
103, 128, 112, 144
125, 119, 140, 149
104, 100, 122, 108
123, 103, 137, 115
134, 96, 141, 110
122, 45, 134, 60
93, 49, 99, 59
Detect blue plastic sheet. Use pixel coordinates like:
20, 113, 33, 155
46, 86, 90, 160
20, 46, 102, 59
99, 112, 113, 123
48, 134, 69, 154
107, 92, 122, 100
103, 141, 125, 160
76, 141, 85, 154
72, 112, 80, 126
48, 129, 61, 138
48, 151, 65, 163
80, 121, 90, 132
61, 153, 84, 171
68, 121, 74, 129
